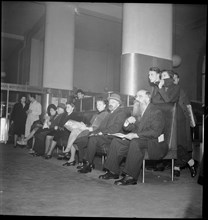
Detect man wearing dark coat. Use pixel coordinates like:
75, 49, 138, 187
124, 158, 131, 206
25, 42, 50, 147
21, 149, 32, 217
98, 90, 168, 185
77, 93, 129, 173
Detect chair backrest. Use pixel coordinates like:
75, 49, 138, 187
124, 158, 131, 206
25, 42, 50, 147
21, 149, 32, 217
153, 103, 177, 159
124, 104, 177, 152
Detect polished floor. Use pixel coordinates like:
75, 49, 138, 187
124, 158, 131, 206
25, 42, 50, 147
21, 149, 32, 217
0, 142, 204, 218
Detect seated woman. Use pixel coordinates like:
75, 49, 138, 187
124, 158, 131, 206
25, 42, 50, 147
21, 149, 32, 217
17, 104, 57, 150
31, 103, 66, 156
44, 102, 83, 159
62, 97, 109, 166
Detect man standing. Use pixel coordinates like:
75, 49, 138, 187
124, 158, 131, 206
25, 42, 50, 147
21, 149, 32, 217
25, 94, 42, 138
99, 90, 168, 185
78, 93, 129, 173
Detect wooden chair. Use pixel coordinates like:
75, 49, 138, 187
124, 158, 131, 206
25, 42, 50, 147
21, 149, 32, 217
142, 103, 177, 183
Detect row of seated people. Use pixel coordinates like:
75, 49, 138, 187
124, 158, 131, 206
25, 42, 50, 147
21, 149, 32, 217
19, 67, 200, 186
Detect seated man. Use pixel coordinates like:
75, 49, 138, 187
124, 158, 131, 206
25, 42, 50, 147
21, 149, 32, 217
99, 89, 168, 185
77, 93, 129, 173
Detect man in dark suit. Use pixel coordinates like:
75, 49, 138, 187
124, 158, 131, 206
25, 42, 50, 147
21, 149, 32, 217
78, 93, 129, 173
99, 89, 168, 185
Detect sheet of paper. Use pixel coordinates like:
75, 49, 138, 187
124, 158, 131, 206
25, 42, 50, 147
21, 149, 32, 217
158, 134, 164, 142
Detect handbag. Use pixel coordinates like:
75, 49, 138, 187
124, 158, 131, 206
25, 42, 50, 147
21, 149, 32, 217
64, 120, 87, 132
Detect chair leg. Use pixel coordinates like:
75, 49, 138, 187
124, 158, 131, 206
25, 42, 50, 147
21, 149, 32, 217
101, 155, 105, 166
142, 160, 145, 183
171, 159, 174, 181
101, 155, 106, 165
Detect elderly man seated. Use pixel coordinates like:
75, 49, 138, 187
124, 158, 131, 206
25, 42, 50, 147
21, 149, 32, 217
99, 89, 168, 185
77, 93, 128, 173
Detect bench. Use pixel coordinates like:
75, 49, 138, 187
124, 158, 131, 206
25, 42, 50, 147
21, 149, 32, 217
56, 104, 177, 183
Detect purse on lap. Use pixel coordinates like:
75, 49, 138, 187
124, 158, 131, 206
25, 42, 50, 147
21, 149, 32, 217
64, 120, 87, 132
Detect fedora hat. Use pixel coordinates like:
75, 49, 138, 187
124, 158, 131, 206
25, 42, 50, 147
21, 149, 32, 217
57, 103, 66, 110
107, 93, 122, 104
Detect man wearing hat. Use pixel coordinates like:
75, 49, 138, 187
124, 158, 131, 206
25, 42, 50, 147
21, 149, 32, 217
78, 93, 129, 173
99, 90, 168, 185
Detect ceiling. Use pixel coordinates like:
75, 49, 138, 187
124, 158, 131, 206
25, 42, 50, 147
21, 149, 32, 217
1, 2, 207, 62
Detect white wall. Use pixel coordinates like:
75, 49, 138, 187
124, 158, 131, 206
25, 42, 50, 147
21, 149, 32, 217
29, 38, 43, 87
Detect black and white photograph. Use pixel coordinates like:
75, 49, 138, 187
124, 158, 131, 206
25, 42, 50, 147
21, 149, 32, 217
1, 1, 206, 218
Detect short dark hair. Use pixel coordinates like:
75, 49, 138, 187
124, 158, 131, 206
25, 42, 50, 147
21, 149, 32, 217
19, 94, 27, 101
29, 93, 36, 99
47, 104, 57, 116
96, 97, 108, 105
161, 69, 175, 79
76, 89, 85, 95
149, 67, 160, 73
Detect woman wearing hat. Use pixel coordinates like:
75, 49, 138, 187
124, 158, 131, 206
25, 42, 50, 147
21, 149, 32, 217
31, 103, 66, 156
44, 102, 83, 159
17, 104, 57, 147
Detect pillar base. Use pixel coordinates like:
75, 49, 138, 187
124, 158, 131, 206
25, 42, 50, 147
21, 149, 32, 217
120, 53, 172, 96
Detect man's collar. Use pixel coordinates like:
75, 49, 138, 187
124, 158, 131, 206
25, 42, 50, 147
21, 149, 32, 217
110, 105, 120, 113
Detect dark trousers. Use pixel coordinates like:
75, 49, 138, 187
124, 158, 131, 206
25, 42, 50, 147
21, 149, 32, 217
74, 135, 89, 162
175, 144, 192, 167
85, 135, 114, 163
104, 138, 148, 180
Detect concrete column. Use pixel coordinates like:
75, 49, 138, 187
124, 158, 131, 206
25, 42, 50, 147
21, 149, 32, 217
120, 3, 173, 96
29, 38, 43, 87
43, 2, 75, 90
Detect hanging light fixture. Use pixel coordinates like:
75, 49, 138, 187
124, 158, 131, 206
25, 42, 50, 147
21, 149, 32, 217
172, 54, 182, 67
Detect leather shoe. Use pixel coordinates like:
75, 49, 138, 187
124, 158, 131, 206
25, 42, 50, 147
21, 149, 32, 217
189, 164, 197, 178
32, 152, 40, 157
76, 163, 84, 169
114, 176, 137, 185
78, 164, 92, 173
62, 161, 76, 166
174, 170, 180, 177
99, 171, 119, 180
57, 153, 70, 160
44, 155, 52, 159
